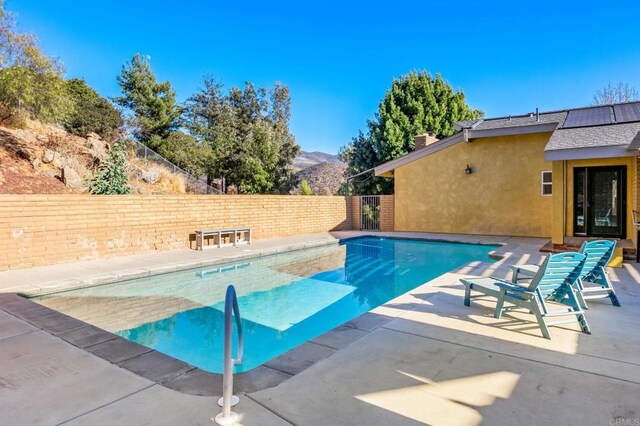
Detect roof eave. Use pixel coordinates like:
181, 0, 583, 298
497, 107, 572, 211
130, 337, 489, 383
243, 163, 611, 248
469, 122, 559, 139
374, 121, 560, 177
545, 145, 640, 161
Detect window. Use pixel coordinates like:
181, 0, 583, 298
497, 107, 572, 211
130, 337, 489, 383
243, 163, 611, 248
541, 171, 552, 196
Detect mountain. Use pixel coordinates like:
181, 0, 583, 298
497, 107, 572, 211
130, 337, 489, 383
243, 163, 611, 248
293, 151, 342, 171
294, 161, 347, 195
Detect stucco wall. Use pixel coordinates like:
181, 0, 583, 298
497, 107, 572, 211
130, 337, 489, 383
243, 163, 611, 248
393, 133, 554, 237
0, 195, 352, 271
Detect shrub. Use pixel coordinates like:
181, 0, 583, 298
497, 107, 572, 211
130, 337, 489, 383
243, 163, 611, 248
64, 78, 122, 140
0, 66, 69, 125
0, 4, 70, 125
85, 140, 131, 194
362, 203, 380, 225
300, 179, 313, 195
157, 170, 186, 193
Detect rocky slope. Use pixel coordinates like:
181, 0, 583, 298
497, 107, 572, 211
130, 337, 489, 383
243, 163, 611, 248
294, 161, 347, 195
0, 121, 188, 195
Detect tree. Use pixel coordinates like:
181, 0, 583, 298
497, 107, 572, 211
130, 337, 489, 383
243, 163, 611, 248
114, 54, 182, 149
270, 82, 300, 192
0, 1, 69, 125
340, 71, 482, 194
593, 82, 639, 105
64, 78, 122, 140
183, 77, 300, 193
86, 140, 131, 194
158, 130, 211, 177
300, 179, 313, 195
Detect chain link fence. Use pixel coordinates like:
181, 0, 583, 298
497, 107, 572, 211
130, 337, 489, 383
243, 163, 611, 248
128, 140, 222, 195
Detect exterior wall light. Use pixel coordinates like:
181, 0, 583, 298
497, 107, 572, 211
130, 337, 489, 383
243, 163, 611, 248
465, 164, 473, 175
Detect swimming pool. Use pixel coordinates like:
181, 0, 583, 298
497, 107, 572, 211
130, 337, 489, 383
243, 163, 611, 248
34, 237, 496, 373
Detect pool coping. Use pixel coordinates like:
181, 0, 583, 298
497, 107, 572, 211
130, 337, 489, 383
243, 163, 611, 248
4, 234, 511, 396
16, 238, 345, 297
0, 293, 403, 396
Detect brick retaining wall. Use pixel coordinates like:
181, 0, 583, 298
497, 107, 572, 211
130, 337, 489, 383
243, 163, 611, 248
0, 195, 353, 271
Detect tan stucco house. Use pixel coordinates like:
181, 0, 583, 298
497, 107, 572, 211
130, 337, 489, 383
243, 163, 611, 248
374, 101, 640, 257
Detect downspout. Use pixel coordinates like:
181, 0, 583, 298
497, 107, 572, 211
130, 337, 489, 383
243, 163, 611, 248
563, 160, 567, 242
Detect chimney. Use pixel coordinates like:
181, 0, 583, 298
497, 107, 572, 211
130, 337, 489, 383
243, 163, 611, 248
414, 132, 439, 150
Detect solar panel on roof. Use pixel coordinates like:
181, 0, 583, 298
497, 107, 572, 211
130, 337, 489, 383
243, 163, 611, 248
613, 102, 640, 123
562, 106, 612, 128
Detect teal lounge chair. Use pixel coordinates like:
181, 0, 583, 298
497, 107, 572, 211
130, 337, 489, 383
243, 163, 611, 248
461, 252, 589, 339
509, 240, 620, 308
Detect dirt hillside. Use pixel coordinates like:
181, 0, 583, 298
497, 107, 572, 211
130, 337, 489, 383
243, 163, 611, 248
0, 121, 190, 195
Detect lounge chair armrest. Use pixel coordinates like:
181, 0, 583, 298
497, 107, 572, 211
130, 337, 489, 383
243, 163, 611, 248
494, 281, 532, 293
508, 264, 539, 282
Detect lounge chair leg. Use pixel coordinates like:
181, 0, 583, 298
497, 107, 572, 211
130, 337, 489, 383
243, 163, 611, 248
577, 313, 591, 334
609, 290, 621, 307
574, 286, 589, 310
530, 301, 551, 339
464, 283, 471, 307
566, 286, 591, 334
494, 290, 506, 319
597, 268, 621, 307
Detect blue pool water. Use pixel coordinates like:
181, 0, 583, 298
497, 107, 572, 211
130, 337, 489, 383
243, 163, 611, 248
34, 237, 496, 373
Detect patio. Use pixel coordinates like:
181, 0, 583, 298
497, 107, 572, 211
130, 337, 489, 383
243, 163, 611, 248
0, 232, 638, 425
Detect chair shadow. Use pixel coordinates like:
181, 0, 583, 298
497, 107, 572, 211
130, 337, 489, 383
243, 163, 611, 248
385, 286, 582, 339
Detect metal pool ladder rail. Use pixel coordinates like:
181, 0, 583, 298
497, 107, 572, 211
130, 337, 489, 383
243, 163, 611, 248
214, 285, 244, 425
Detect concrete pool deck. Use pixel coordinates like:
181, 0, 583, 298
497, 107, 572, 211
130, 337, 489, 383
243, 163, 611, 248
0, 231, 639, 425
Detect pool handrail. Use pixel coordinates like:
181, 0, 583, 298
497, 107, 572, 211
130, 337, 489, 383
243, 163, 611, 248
214, 285, 244, 425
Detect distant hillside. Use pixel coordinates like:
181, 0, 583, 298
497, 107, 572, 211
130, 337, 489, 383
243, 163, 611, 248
293, 151, 342, 171
294, 161, 347, 195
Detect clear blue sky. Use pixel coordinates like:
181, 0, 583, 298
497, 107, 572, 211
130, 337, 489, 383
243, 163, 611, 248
9, 0, 640, 154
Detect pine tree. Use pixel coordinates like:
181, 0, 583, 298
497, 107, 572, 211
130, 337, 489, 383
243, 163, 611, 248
340, 71, 482, 194
114, 54, 182, 150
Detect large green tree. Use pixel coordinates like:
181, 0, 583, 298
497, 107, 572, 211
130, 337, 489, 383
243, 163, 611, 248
114, 53, 182, 149
64, 78, 123, 140
184, 77, 300, 193
340, 71, 482, 194
0, 1, 69, 125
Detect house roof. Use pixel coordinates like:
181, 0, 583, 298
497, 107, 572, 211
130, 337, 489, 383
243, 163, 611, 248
545, 122, 640, 160
375, 101, 640, 176
454, 111, 568, 132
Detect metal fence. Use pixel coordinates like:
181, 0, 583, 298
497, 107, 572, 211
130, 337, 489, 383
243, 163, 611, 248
360, 195, 381, 231
128, 140, 222, 195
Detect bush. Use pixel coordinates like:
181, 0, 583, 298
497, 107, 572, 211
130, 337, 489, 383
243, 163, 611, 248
0, 66, 69, 125
300, 179, 313, 195
64, 78, 122, 140
86, 140, 131, 194
0, 4, 70, 125
157, 170, 186, 193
